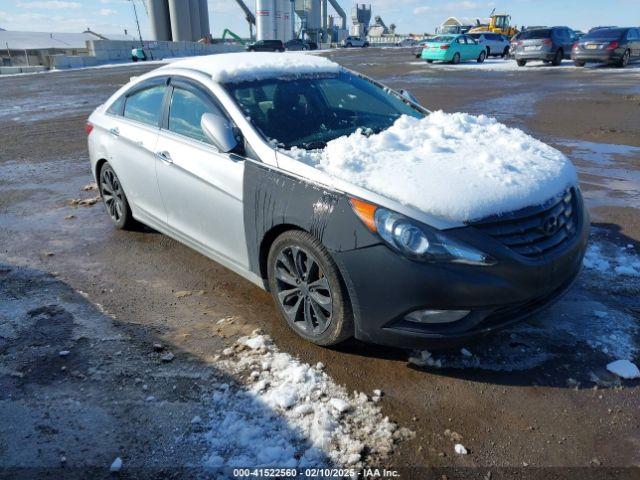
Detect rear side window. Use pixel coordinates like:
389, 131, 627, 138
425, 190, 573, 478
520, 29, 551, 40
107, 95, 125, 116
123, 85, 165, 126
628, 29, 638, 40
168, 86, 222, 144
584, 28, 627, 40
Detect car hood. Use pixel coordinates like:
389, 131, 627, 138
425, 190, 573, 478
276, 112, 578, 229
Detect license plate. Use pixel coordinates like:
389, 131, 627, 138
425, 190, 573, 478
524, 46, 539, 51
586, 44, 598, 50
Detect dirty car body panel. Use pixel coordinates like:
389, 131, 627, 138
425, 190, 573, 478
87, 54, 589, 349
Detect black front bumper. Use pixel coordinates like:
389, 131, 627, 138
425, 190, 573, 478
333, 202, 590, 350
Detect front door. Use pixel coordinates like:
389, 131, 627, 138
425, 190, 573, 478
154, 78, 250, 270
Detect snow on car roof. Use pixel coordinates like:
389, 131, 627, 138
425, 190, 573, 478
163, 52, 342, 83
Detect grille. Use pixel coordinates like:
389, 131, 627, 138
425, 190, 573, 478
471, 188, 580, 258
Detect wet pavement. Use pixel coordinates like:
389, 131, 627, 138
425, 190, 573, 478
1, 48, 639, 476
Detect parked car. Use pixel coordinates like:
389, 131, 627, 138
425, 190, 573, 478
87, 53, 588, 349
284, 39, 312, 51
246, 40, 284, 52
589, 26, 618, 33
572, 27, 640, 68
467, 32, 511, 58
341, 36, 369, 48
421, 34, 487, 64
397, 38, 418, 47
412, 39, 431, 58
512, 27, 577, 66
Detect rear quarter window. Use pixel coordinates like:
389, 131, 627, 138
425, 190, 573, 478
107, 95, 125, 116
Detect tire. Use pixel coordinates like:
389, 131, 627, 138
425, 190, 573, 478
502, 47, 509, 58
98, 162, 135, 230
517, 59, 527, 67
574, 60, 586, 67
451, 53, 461, 64
267, 230, 353, 346
619, 50, 630, 68
346, 43, 352, 48
426, 59, 433, 63
363, 42, 369, 48
477, 50, 486, 63
552, 49, 563, 66
486, 47, 491, 57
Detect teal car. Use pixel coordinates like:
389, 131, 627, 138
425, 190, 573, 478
421, 34, 487, 64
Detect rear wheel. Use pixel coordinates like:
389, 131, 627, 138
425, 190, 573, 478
502, 46, 509, 58
619, 50, 630, 68
552, 49, 563, 66
517, 59, 527, 67
267, 231, 353, 346
451, 53, 461, 64
426, 59, 433, 63
477, 50, 486, 63
98, 162, 135, 230
346, 42, 352, 48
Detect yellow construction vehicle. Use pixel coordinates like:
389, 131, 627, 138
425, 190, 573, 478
469, 9, 518, 37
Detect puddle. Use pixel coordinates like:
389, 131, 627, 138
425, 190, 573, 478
555, 139, 640, 210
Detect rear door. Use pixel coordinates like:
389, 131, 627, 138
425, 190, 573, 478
628, 29, 640, 58
107, 78, 167, 223
154, 77, 250, 269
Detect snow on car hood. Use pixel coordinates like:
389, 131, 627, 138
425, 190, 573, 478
290, 112, 578, 223
164, 52, 341, 83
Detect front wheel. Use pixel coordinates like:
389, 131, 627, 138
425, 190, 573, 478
267, 231, 353, 346
346, 43, 352, 48
98, 162, 135, 230
477, 50, 486, 63
517, 59, 527, 67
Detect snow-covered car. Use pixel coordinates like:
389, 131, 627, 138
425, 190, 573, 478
87, 53, 589, 349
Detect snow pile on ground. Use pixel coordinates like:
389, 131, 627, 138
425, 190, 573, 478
606, 360, 640, 379
201, 333, 412, 469
165, 52, 341, 83
583, 243, 640, 277
290, 112, 577, 222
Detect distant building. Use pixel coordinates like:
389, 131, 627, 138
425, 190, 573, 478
0, 30, 137, 68
436, 17, 485, 34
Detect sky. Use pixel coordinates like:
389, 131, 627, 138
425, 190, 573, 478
0, 0, 639, 38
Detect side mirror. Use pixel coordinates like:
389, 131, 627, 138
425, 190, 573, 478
399, 89, 419, 105
201, 113, 238, 153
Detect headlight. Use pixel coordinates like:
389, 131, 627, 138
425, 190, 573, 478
350, 198, 495, 266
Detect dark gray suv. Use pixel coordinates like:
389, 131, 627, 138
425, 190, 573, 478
513, 27, 577, 66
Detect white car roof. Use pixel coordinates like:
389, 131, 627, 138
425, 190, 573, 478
160, 52, 341, 84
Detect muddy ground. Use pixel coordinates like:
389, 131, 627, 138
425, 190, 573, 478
1, 49, 639, 478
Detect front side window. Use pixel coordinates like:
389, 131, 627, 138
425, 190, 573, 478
225, 72, 425, 150
168, 86, 220, 143
123, 85, 165, 126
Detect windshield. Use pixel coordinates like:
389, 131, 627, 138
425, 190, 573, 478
583, 28, 626, 40
519, 29, 551, 40
224, 71, 425, 150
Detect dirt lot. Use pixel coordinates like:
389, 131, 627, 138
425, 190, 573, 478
1, 49, 639, 478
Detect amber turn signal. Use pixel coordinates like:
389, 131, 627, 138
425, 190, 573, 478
349, 197, 378, 232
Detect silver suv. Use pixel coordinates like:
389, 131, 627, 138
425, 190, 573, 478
341, 36, 369, 48
512, 27, 577, 66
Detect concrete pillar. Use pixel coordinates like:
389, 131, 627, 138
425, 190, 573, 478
199, 0, 210, 38
147, 0, 172, 41
168, 0, 192, 42
189, 0, 201, 41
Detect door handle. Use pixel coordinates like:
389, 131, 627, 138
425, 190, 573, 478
109, 127, 120, 137
155, 151, 173, 164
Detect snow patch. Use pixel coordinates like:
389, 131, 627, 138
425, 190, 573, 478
165, 52, 341, 83
289, 112, 577, 222
584, 243, 640, 277
606, 360, 640, 379
200, 334, 412, 468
